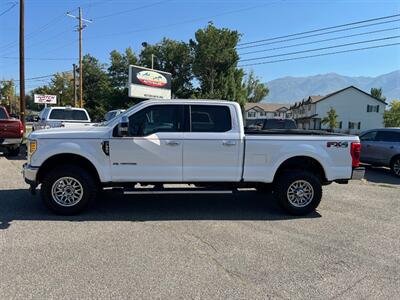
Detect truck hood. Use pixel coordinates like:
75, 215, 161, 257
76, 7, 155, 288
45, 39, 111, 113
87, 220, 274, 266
29, 125, 110, 140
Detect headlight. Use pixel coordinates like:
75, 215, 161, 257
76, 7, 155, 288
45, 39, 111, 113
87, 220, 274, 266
29, 140, 37, 156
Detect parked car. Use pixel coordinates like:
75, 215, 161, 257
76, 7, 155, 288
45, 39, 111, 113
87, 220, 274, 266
359, 128, 400, 177
23, 99, 364, 216
0, 106, 24, 156
104, 109, 125, 121
246, 118, 297, 130
33, 106, 91, 131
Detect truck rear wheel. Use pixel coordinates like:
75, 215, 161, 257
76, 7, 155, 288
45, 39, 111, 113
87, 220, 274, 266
274, 170, 322, 216
41, 165, 97, 215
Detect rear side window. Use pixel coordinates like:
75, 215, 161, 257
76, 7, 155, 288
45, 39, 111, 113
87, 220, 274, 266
190, 105, 231, 132
0, 108, 7, 119
375, 131, 400, 142
49, 109, 89, 121
360, 131, 377, 141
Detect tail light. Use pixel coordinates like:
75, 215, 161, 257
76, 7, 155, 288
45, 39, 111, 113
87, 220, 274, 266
351, 142, 361, 168
19, 122, 24, 136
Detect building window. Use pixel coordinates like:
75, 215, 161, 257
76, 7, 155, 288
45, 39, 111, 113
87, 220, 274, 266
260, 111, 267, 117
248, 111, 256, 118
348, 122, 360, 130
338, 121, 342, 129
367, 105, 379, 112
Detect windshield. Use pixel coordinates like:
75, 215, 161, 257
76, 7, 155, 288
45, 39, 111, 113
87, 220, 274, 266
95, 103, 142, 126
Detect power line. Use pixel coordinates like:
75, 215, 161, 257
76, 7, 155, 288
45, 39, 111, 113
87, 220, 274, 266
0, 56, 77, 61
239, 35, 400, 62
238, 13, 400, 46
239, 43, 400, 67
239, 27, 400, 56
87, 2, 277, 40
94, 0, 170, 20
0, 1, 17, 17
237, 18, 400, 50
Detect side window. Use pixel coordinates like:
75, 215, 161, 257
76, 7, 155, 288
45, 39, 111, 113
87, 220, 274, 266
190, 105, 232, 132
375, 131, 400, 142
128, 105, 183, 137
360, 131, 377, 141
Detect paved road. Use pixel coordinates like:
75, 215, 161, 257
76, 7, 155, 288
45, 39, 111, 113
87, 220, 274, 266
0, 155, 399, 299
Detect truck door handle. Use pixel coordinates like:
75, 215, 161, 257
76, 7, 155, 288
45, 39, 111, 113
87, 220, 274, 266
165, 140, 180, 146
222, 140, 236, 146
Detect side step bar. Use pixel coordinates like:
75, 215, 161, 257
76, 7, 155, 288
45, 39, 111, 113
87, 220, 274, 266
123, 188, 233, 195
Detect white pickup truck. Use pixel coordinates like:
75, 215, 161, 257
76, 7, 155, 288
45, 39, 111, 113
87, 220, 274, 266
23, 99, 364, 215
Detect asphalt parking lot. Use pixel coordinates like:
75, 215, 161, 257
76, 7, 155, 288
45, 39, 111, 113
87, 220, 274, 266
0, 153, 399, 299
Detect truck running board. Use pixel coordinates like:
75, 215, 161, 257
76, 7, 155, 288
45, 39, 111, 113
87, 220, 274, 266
123, 189, 233, 195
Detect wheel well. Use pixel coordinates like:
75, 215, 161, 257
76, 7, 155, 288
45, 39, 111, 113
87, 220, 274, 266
390, 154, 400, 166
37, 153, 100, 184
274, 156, 327, 183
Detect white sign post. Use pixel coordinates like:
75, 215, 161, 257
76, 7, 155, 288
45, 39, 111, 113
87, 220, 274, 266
34, 94, 57, 106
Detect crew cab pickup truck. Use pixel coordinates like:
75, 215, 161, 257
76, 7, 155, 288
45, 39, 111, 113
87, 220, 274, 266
23, 99, 364, 215
0, 106, 24, 156
33, 106, 91, 131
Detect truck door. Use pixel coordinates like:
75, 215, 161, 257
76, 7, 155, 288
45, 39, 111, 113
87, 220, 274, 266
183, 104, 242, 182
109, 104, 184, 182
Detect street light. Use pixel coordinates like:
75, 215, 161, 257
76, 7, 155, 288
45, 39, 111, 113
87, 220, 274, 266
141, 41, 157, 69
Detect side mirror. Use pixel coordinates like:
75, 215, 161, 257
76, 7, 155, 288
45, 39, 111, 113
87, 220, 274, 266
34, 116, 40, 122
117, 116, 129, 137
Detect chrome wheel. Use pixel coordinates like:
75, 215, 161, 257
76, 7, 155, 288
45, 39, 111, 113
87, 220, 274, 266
393, 159, 400, 176
51, 177, 83, 207
287, 180, 314, 208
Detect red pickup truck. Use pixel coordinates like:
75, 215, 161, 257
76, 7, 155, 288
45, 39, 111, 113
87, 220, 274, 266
0, 106, 24, 156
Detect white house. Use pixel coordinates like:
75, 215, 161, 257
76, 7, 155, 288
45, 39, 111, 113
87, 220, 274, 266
245, 103, 291, 120
289, 86, 386, 134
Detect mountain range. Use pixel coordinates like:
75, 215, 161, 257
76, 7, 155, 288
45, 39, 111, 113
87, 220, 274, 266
264, 70, 400, 104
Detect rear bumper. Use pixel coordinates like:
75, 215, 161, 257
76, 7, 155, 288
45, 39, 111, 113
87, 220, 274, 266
22, 163, 39, 186
351, 167, 365, 180
0, 137, 22, 146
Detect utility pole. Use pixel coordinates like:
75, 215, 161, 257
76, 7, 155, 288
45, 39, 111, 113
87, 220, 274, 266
67, 8, 92, 108
151, 54, 155, 69
19, 0, 25, 125
73, 64, 77, 107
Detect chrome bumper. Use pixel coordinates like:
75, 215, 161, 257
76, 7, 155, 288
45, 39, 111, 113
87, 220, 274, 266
351, 167, 365, 180
23, 163, 39, 185
0, 138, 22, 145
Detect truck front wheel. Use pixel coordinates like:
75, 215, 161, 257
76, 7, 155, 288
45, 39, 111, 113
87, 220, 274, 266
274, 170, 322, 216
41, 165, 98, 215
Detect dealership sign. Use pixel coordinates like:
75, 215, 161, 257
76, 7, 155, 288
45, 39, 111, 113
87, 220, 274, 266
128, 65, 171, 99
34, 94, 57, 104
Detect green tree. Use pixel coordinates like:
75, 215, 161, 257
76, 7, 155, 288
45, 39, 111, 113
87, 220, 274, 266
384, 100, 400, 127
81, 54, 111, 121
0, 80, 15, 111
321, 107, 338, 130
31, 72, 74, 107
107, 48, 139, 110
140, 38, 194, 98
191, 23, 245, 103
108, 47, 138, 88
245, 70, 269, 103
370, 87, 386, 102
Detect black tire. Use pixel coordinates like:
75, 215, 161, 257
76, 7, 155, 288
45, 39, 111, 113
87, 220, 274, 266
41, 165, 98, 215
274, 170, 322, 216
6, 146, 20, 157
390, 156, 400, 177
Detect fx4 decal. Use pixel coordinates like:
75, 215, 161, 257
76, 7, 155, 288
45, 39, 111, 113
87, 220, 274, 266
327, 141, 349, 148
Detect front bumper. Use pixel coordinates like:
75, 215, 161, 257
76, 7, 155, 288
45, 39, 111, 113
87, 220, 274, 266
351, 167, 365, 180
22, 163, 39, 186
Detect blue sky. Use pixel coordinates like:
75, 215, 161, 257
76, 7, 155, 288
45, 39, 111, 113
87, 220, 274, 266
0, 0, 399, 91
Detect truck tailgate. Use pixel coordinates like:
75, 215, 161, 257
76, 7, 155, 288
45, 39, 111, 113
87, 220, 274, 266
0, 119, 23, 138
